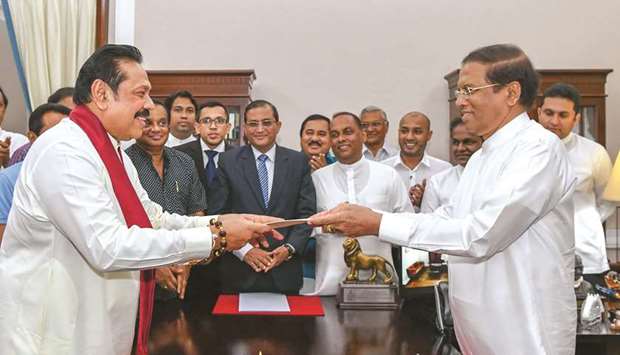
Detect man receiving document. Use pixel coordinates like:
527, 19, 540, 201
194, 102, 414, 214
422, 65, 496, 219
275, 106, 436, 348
0, 45, 282, 355
309, 44, 576, 355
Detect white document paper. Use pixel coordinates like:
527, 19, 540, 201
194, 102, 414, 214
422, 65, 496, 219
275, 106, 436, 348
239, 292, 290, 312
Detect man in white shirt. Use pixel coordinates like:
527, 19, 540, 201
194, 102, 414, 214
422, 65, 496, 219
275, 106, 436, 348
360, 105, 398, 161
538, 82, 614, 287
310, 44, 576, 355
164, 90, 198, 147
308, 111, 412, 295
421, 118, 483, 213
0, 44, 281, 355
382, 111, 451, 211
0, 86, 29, 168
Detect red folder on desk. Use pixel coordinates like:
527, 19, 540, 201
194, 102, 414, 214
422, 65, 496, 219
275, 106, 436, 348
212, 295, 324, 316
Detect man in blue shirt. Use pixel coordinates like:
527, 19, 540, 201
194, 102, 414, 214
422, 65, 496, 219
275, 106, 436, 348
0, 103, 70, 242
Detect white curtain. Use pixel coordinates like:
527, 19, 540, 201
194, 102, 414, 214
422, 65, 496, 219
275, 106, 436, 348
7, 0, 95, 108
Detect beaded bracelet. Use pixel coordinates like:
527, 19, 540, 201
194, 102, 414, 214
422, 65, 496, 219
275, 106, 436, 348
187, 218, 227, 265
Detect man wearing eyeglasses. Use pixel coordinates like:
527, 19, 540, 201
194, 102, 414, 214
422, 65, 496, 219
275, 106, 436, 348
309, 44, 576, 354
209, 99, 316, 294
176, 101, 234, 193
360, 105, 398, 161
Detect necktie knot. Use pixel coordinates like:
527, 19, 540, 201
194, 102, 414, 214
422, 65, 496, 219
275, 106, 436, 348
205, 150, 218, 160
258, 154, 268, 163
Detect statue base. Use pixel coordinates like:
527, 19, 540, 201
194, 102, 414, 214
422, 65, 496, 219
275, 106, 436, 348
337, 281, 400, 310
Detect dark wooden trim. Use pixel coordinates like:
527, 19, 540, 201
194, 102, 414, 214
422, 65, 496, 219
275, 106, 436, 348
146, 70, 256, 98
95, 0, 109, 48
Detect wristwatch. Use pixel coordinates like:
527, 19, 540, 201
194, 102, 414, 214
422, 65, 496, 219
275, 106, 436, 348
284, 243, 295, 260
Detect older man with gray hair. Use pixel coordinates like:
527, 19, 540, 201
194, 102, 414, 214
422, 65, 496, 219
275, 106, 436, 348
360, 105, 398, 161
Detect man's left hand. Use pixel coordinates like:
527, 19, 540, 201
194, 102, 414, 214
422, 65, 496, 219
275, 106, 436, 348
264, 246, 289, 272
171, 264, 191, 300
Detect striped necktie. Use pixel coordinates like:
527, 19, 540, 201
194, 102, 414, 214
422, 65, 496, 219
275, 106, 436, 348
257, 154, 269, 208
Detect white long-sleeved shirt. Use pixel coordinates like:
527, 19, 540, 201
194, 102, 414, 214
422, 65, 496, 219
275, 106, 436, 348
165, 133, 195, 147
306, 157, 412, 295
563, 132, 615, 274
420, 164, 463, 213
379, 113, 576, 355
0, 118, 215, 355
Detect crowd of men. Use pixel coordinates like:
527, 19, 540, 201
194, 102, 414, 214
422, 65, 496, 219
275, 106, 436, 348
0, 42, 614, 354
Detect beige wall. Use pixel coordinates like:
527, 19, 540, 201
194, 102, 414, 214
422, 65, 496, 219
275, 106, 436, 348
0, 13, 29, 134
134, 0, 620, 162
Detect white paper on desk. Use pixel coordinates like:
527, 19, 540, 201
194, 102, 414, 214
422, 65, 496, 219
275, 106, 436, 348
238, 292, 290, 312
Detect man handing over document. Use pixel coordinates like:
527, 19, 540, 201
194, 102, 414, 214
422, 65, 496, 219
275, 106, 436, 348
310, 44, 577, 355
0, 45, 283, 355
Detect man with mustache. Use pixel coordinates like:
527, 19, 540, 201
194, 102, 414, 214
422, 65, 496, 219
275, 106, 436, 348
299, 114, 336, 172
0, 44, 282, 355
538, 83, 614, 287
164, 90, 198, 147
382, 111, 451, 211
360, 105, 398, 161
421, 118, 483, 212
310, 44, 576, 354
306, 112, 411, 295
126, 101, 207, 301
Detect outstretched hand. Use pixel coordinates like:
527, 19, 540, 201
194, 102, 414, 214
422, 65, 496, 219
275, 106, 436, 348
218, 214, 284, 250
308, 203, 382, 238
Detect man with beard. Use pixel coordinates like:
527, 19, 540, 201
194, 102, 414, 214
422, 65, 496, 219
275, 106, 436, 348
299, 114, 336, 172
306, 112, 411, 295
310, 44, 576, 354
164, 90, 198, 147
360, 105, 398, 161
421, 118, 483, 212
126, 101, 207, 301
382, 111, 451, 211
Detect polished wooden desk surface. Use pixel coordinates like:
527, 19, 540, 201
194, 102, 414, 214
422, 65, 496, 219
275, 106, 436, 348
148, 295, 439, 355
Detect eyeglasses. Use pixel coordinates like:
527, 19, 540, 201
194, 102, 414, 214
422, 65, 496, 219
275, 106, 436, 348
361, 121, 386, 130
245, 119, 276, 129
198, 117, 228, 126
454, 83, 500, 98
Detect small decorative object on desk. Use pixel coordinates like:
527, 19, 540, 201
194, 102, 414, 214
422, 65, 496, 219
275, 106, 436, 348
428, 252, 446, 279
574, 255, 593, 301
337, 238, 399, 310
580, 293, 605, 329
605, 271, 620, 290
406, 262, 424, 281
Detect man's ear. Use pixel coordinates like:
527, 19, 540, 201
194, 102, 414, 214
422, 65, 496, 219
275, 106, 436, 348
91, 79, 110, 111
506, 81, 522, 107
26, 131, 37, 142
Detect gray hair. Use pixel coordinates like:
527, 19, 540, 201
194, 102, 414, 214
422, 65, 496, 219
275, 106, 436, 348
360, 105, 387, 121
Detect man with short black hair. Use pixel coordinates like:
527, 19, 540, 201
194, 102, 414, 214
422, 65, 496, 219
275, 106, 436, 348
310, 44, 576, 354
0, 44, 281, 355
299, 114, 336, 172
0, 103, 70, 241
539, 82, 614, 287
210, 99, 316, 294
48, 86, 76, 109
0, 86, 28, 168
360, 105, 398, 161
164, 90, 198, 147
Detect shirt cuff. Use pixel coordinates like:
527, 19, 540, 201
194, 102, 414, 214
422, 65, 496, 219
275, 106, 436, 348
191, 214, 219, 228
378, 212, 417, 247
233, 243, 254, 260
181, 227, 214, 260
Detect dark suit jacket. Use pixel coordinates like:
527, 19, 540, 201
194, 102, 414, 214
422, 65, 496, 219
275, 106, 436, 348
209, 145, 316, 293
175, 138, 234, 203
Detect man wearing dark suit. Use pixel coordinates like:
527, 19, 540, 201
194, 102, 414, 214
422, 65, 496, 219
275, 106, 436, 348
176, 101, 234, 196
175, 101, 233, 298
209, 99, 316, 294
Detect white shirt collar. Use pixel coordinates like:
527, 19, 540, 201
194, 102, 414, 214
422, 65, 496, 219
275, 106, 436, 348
561, 132, 575, 145
200, 138, 225, 153
391, 152, 429, 171
335, 156, 366, 172
482, 111, 530, 152
251, 144, 276, 162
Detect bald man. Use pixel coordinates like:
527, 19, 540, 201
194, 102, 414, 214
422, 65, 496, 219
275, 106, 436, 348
382, 111, 451, 211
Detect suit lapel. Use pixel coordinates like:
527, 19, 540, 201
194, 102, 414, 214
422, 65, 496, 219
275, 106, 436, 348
193, 140, 205, 170
240, 146, 267, 211
268, 146, 289, 213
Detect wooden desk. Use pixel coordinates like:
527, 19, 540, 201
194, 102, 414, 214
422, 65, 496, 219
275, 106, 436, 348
148, 294, 620, 355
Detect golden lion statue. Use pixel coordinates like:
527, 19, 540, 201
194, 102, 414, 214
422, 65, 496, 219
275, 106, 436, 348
343, 238, 394, 284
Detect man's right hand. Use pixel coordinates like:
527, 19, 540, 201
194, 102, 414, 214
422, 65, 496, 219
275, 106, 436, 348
217, 214, 284, 250
243, 248, 273, 272
309, 154, 327, 172
0, 137, 11, 168
156, 267, 177, 291
409, 179, 426, 208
